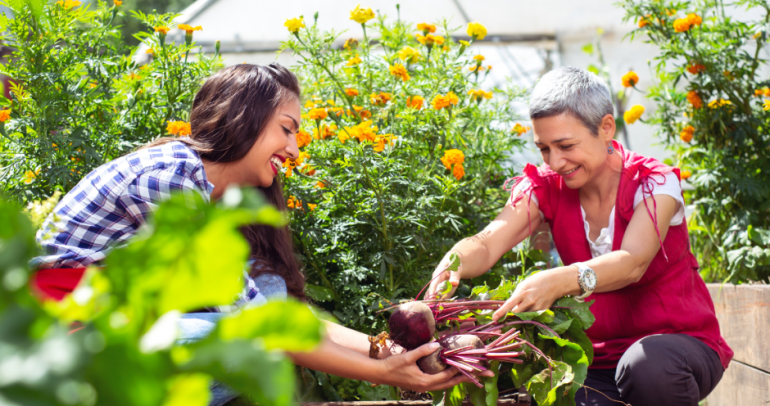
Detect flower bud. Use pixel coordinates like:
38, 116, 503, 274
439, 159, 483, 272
215, 40, 220, 55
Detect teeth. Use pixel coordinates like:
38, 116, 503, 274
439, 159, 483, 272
270, 156, 282, 170
565, 166, 579, 175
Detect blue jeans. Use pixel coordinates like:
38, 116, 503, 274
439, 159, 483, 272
178, 273, 287, 406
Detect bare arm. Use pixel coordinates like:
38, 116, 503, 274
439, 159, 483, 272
491, 194, 679, 320
427, 193, 542, 298
323, 320, 399, 359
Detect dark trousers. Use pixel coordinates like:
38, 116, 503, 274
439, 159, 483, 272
574, 334, 724, 406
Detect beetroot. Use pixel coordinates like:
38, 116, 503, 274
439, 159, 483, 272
417, 334, 484, 374
388, 301, 436, 350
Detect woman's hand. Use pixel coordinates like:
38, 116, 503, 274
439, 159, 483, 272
426, 252, 463, 300
492, 268, 573, 322
380, 342, 492, 392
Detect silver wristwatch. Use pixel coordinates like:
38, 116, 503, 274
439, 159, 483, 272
573, 262, 597, 302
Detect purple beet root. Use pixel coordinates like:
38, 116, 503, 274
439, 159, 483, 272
388, 302, 436, 351
418, 334, 484, 374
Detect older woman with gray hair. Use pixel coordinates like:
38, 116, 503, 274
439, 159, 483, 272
426, 66, 732, 405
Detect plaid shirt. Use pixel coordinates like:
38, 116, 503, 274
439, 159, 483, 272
31, 141, 214, 270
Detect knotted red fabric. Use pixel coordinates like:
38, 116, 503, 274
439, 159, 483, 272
508, 141, 733, 370
31, 267, 86, 301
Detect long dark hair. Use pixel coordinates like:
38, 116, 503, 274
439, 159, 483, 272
144, 63, 305, 300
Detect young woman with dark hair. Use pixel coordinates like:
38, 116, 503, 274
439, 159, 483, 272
32, 63, 473, 404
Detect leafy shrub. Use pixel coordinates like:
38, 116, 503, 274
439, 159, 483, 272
0, 188, 322, 406
619, 0, 770, 283
279, 7, 530, 332
0, 0, 220, 203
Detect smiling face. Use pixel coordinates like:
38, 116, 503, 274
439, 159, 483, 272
236, 97, 301, 188
532, 113, 616, 189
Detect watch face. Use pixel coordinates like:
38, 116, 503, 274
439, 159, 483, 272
584, 270, 597, 290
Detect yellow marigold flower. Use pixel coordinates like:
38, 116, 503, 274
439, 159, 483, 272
708, 99, 732, 109
154, 26, 170, 34
350, 4, 375, 24
345, 88, 359, 97
473, 55, 485, 62
680, 170, 692, 180
417, 22, 436, 33
178, 24, 202, 34
468, 89, 493, 101
346, 56, 362, 66
338, 129, 351, 143
344, 120, 378, 143
297, 129, 312, 148
314, 123, 337, 140
623, 105, 645, 124
469, 65, 487, 72
307, 108, 328, 121
621, 71, 639, 88
687, 90, 703, 109
343, 38, 359, 50
680, 125, 694, 143
24, 169, 40, 184
753, 32, 762, 39
167, 121, 191, 136
459, 40, 469, 46
512, 123, 531, 136
673, 18, 691, 32
687, 13, 702, 26
56, 0, 81, 9
763, 100, 770, 111
0, 109, 11, 122
304, 100, 316, 108
295, 151, 310, 166
114, 0, 122, 5
440, 149, 465, 170
389, 63, 410, 82
764, 87, 770, 97
397, 46, 420, 63
452, 163, 465, 180
308, 203, 317, 211
315, 181, 326, 189
467, 22, 487, 40
370, 92, 391, 106
407, 95, 424, 110
686, 63, 706, 74
284, 17, 305, 33
146, 48, 156, 56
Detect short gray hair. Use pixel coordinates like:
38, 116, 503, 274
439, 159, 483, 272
529, 66, 614, 135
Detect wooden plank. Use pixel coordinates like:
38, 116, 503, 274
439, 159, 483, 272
707, 284, 770, 372
301, 402, 526, 406
704, 361, 770, 406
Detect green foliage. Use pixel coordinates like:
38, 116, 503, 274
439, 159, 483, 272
0, 0, 220, 203
280, 8, 528, 334
619, 0, 770, 282
0, 188, 322, 406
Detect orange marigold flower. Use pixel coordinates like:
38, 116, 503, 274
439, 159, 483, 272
407, 95, 424, 110
621, 71, 639, 88
166, 121, 191, 136
345, 88, 359, 97
316, 181, 326, 189
673, 18, 691, 32
687, 13, 702, 26
296, 130, 312, 148
287, 196, 300, 208
374, 134, 397, 152
389, 63, 410, 82
314, 124, 337, 140
687, 90, 703, 109
680, 125, 694, 143
0, 109, 11, 123
686, 63, 706, 74
154, 26, 170, 34
308, 203, 317, 211
638, 15, 652, 28
452, 163, 465, 180
344, 120, 378, 143
178, 24, 202, 34
114, 0, 122, 5
440, 149, 465, 170
431, 92, 459, 110
417, 22, 436, 33
370, 92, 392, 106
512, 123, 531, 136
23, 169, 40, 184
764, 87, 770, 97
681, 170, 692, 180
416, 34, 444, 46
359, 110, 372, 119
307, 108, 328, 121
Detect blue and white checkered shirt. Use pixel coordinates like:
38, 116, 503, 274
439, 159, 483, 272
32, 141, 215, 270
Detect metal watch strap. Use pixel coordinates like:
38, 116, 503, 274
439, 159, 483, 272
573, 262, 594, 302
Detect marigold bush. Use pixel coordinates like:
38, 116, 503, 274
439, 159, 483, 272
279, 8, 528, 332
621, 0, 770, 283
0, 0, 220, 203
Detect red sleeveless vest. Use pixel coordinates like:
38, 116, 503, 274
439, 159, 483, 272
508, 141, 732, 370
